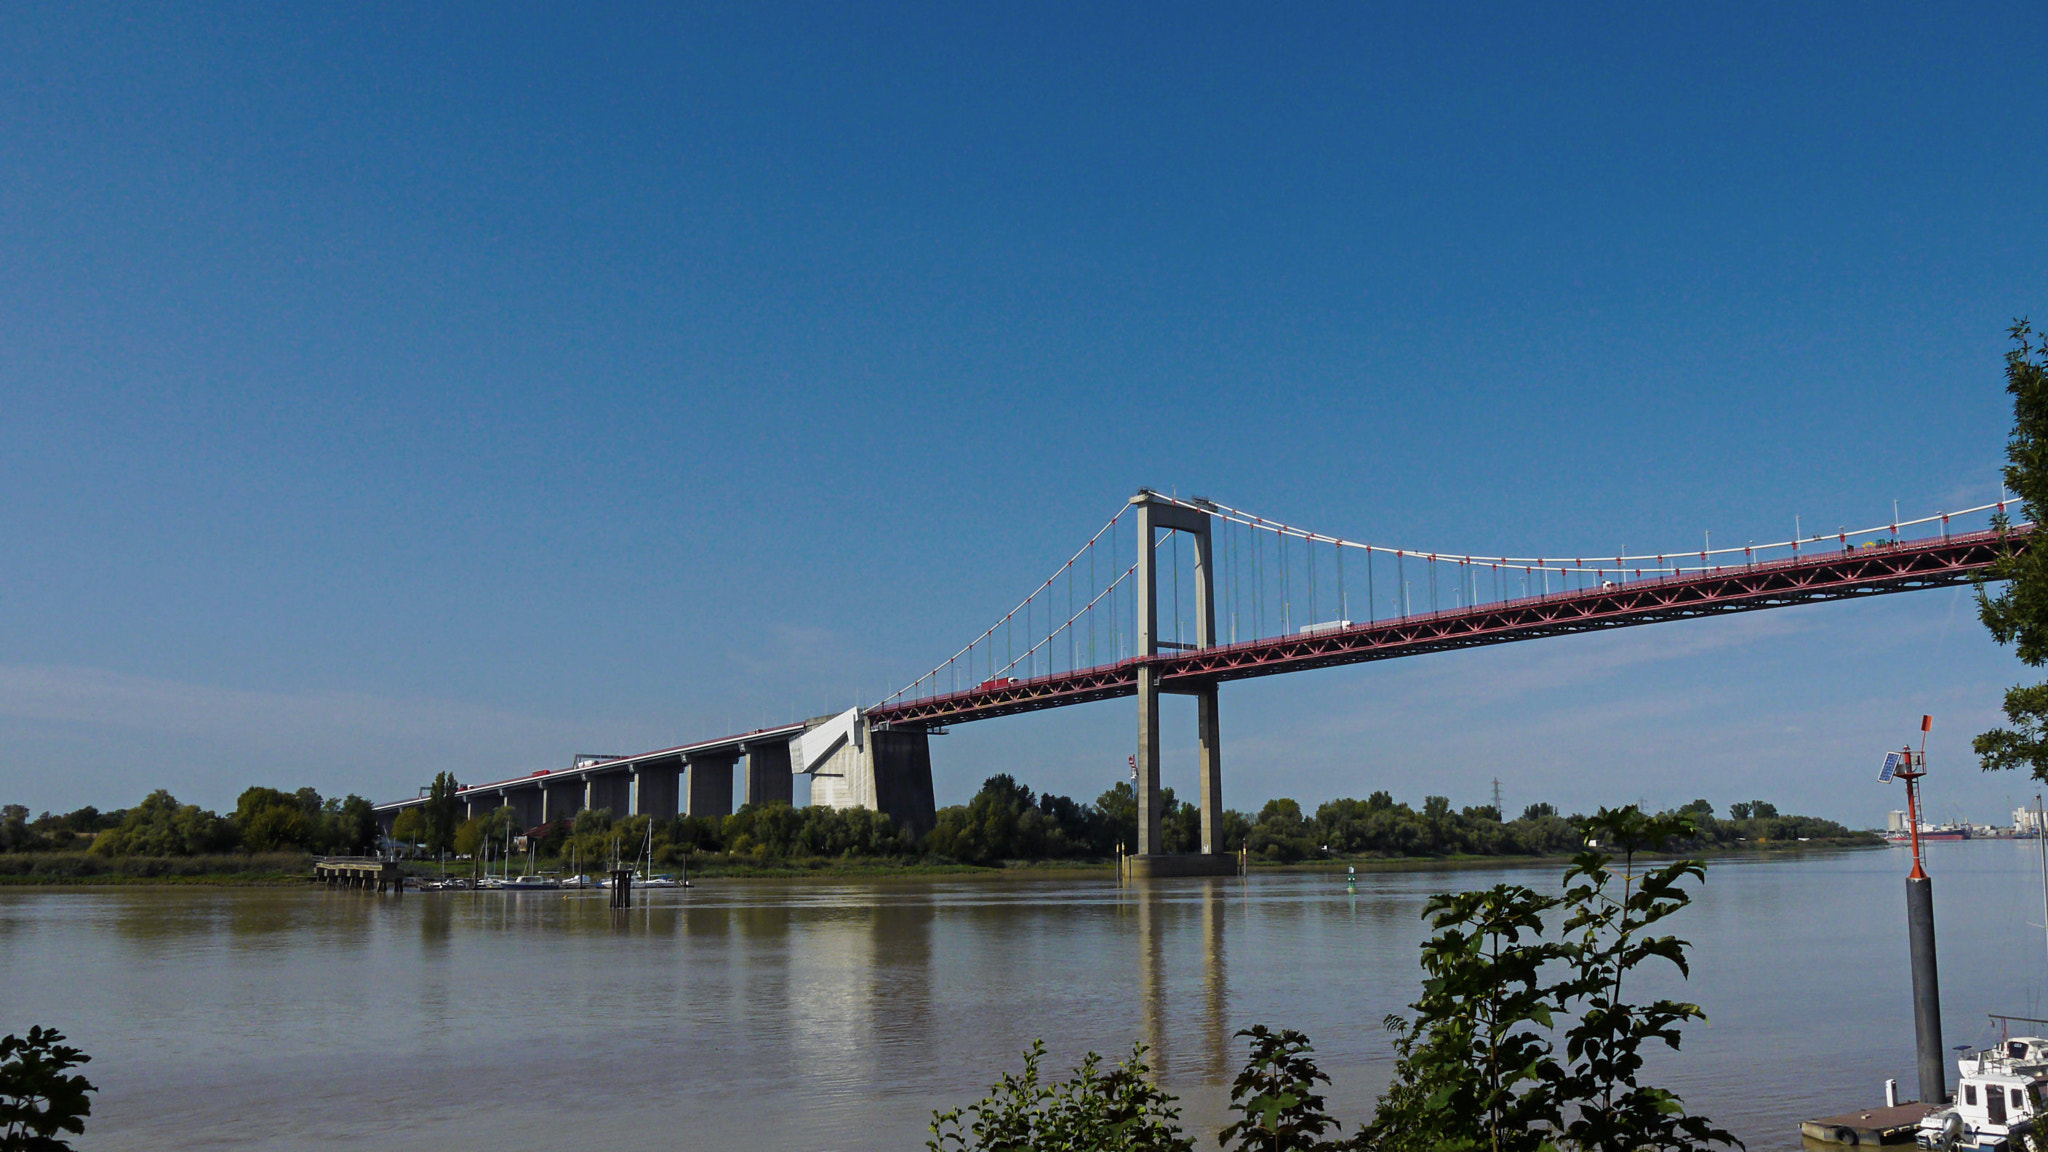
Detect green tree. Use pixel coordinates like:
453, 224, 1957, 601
1359, 885, 1567, 1152
330, 795, 379, 855
390, 808, 427, 855
928, 1040, 1193, 1152
1219, 1026, 1350, 1152
1096, 781, 1139, 854
89, 791, 235, 857
927, 775, 1105, 863
423, 772, 461, 856
0, 1026, 95, 1151
1360, 808, 1738, 1152
1978, 321, 2048, 779
234, 788, 314, 853
1554, 808, 1738, 1152
1247, 797, 1315, 861
1162, 797, 1204, 854
453, 806, 519, 867
0, 807, 44, 854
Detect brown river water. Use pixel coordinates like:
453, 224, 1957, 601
5, 840, 2046, 1151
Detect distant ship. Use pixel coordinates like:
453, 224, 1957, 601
1885, 823, 1972, 843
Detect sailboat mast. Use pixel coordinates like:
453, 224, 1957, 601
2037, 793, 2046, 978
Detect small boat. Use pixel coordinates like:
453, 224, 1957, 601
639, 873, 679, 889
1916, 1040, 2048, 1149
559, 874, 592, 890
505, 874, 561, 891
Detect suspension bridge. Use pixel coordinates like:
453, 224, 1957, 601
375, 489, 2028, 876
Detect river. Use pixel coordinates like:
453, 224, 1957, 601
6, 841, 2048, 1150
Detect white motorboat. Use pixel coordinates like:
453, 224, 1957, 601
1917, 1040, 2048, 1149
504, 874, 560, 891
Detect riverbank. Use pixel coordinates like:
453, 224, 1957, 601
0, 852, 316, 885
0, 836, 1882, 886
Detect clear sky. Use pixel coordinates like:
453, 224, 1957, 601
3, 2, 2044, 825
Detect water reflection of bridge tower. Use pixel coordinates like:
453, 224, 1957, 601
1134, 879, 1232, 1082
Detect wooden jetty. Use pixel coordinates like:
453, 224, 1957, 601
312, 857, 403, 892
1800, 1102, 1936, 1145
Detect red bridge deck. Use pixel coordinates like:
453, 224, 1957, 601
867, 525, 2025, 729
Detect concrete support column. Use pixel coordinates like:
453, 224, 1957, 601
634, 761, 682, 821
1135, 667, 1162, 855
1197, 685, 1222, 854
868, 728, 937, 838
1191, 516, 1221, 855
508, 787, 543, 830
685, 753, 737, 818
543, 779, 582, 826
586, 771, 632, 818
1191, 520, 1216, 648
746, 742, 794, 808
1135, 497, 1164, 856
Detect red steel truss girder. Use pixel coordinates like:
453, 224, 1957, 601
865, 526, 2025, 730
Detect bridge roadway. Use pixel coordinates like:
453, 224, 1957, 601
866, 524, 2028, 731
374, 721, 810, 828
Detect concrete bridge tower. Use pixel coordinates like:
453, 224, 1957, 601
1128, 489, 1236, 878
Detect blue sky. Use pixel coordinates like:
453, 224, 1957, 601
2, 2, 2043, 824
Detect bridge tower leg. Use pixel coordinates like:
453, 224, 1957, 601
1130, 490, 1233, 875
1198, 685, 1222, 855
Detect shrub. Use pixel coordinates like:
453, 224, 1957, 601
0, 1025, 94, 1150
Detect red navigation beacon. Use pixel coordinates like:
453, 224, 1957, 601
1883, 715, 1936, 879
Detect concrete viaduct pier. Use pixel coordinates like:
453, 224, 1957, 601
374, 715, 936, 842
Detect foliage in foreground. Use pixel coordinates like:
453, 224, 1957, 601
1219, 1026, 1350, 1151
933, 808, 1743, 1152
1977, 318, 2048, 781
0, 1026, 94, 1152
928, 1040, 1194, 1152
1359, 807, 1740, 1152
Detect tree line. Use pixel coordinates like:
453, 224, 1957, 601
379, 771, 1870, 870
1, 769, 1870, 867
0, 785, 382, 859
